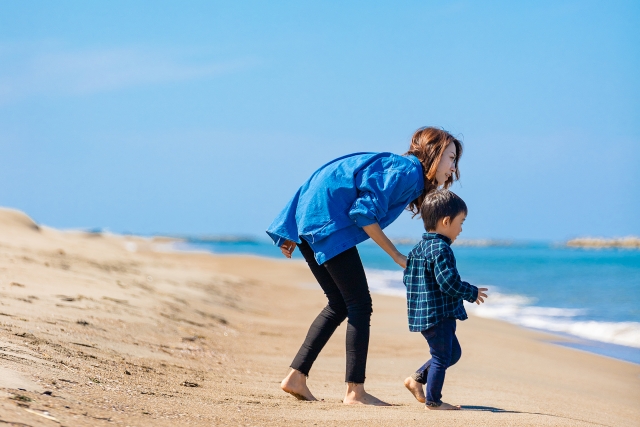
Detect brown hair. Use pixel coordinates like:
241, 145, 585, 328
405, 127, 463, 217
421, 189, 467, 231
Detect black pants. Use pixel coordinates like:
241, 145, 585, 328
291, 239, 372, 383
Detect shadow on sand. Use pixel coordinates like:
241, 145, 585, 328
460, 406, 610, 426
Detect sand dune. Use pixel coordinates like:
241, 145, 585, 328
0, 208, 638, 426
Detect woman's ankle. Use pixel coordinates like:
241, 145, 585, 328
343, 383, 390, 406
346, 382, 364, 391
282, 369, 317, 401
282, 369, 307, 388
345, 382, 367, 399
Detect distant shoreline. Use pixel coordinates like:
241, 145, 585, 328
180, 235, 640, 249
566, 236, 640, 249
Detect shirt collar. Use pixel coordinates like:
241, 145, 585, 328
422, 232, 452, 246
405, 154, 425, 191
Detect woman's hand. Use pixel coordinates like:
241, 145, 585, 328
362, 223, 407, 269
394, 253, 407, 269
280, 240, 297, 258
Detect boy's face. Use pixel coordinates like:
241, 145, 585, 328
434, 212, 466, 243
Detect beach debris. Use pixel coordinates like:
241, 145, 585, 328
42, 391, 53, 396
88, 377, 101, 383
24, 408, 60, 423
195, 309, 228, 324
10, 282, 25, 287
102, 296, 128, 304
181, 381, 199, 387
11, 394, 32, 402
82, 412, 111, 422
76, 320, 90, 326
15, 332, 36, 339
125, 370, 131, 375
160, 312, 206, 327
71, 342, 95, 348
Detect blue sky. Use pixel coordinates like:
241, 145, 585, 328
1, 1, 638, 240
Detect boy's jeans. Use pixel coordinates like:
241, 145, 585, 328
411, 317, 461, 406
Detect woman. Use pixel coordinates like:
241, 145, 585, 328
266, 127, 462, 405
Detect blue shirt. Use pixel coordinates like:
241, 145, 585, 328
266, 152, 424, 265
404, 232, 479, 332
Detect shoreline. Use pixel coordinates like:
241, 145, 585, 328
1, 209, 639, 426
174, 242, 640, 366
549, 335, 640, 365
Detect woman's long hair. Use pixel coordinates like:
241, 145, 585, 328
405, 127, 463, 217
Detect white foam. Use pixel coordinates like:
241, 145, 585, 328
468, 299, 640, 348
365, 268, 406, 297
365, 268, 640, 349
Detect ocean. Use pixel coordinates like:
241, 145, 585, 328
178, 238, 640, 364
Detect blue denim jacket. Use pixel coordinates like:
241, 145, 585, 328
266, 152, 424, 264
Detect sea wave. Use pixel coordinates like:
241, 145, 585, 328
365, 269, 406, 297
467, 296, 640, 349
364, 268, 640, 349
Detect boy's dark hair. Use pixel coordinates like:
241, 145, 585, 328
421, 190, 467, 231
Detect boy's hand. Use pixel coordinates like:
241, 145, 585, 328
475, 288, 488, 305
280, 240, 297, 258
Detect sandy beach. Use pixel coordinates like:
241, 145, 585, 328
0, 207, 639, 426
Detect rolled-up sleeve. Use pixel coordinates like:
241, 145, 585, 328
348, 167, 398, 227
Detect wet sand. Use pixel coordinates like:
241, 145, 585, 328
0, 208, 638, 426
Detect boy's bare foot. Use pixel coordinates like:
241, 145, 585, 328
404, 376, 426, 403
343, 382, 391, 406
281, 369, 317, 401
425, 401, 461, 410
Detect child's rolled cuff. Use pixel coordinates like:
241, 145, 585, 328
411, 371, 427, 385
465, 282, 479, 303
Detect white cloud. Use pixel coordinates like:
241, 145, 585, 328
0, 44, 257, 103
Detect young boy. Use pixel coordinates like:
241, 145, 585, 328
403, 190, 488, 410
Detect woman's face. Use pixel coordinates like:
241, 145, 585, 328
435, 142, 457, 186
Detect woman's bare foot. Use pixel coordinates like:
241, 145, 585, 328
404, 376, 426, 403
343, 383, 391, 406
280, 369, 317, 401
425, 401, 461, 410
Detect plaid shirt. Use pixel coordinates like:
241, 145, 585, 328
404, 233, 478, 332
